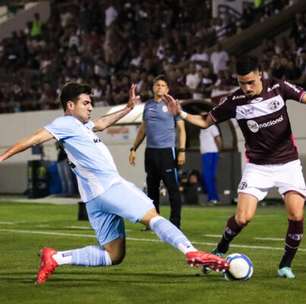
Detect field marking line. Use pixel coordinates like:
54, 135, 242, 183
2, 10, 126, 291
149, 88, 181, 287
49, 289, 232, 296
0, 228, 306, 252
204, 234, 284, 242
254, 237, 283, 241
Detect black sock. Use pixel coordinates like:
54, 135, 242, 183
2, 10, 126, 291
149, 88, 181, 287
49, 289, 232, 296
217, 215, 245, 253
279, 219, 304, 268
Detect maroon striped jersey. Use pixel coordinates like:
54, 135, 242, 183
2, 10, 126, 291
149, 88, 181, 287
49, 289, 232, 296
209, 79, 305, 165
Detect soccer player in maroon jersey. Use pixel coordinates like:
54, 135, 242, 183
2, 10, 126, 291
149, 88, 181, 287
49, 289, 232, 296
164, 55, 306, 279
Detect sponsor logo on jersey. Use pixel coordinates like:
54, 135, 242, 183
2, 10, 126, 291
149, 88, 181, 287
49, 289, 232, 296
250, 97, 263, 103
247, 115, 284, 133
267, 83, 280, 92
93, 138, 102, 143
247, 120, 260, 133
269, 99, 282, 111
284, 81, 301, 94
232, 95, 246, 100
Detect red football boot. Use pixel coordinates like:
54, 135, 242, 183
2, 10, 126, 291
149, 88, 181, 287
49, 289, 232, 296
36, 247, 58, 285
186, 251, 229, 272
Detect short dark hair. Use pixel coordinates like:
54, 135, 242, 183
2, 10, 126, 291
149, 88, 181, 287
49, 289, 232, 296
236, 55, 260, 76
153, 74, 169, 85
60, 82, 92, 111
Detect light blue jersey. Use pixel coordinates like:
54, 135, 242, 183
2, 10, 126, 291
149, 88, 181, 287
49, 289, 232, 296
45, 115, 121, 202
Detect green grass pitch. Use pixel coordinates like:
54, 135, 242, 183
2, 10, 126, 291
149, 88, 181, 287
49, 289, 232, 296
0, 201, 306, 304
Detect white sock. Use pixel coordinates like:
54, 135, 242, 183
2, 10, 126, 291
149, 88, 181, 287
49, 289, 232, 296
53, 250, 73, 265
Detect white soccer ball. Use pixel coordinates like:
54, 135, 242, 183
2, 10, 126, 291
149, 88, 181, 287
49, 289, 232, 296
224, 253, 254, 281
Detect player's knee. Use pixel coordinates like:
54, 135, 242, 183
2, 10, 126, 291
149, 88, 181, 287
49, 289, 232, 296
140, 208, 159, 225
235, 214, 252, 226
110, 251, 126, 265
288, 213, 304, 221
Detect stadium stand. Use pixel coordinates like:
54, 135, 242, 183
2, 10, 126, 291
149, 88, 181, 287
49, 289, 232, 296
0, 0, 304, 113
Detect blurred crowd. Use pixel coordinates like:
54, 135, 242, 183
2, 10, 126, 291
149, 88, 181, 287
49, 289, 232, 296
0, 0, 304, 113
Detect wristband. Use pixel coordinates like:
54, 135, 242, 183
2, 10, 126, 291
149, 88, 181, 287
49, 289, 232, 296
130, 147, 136, 152
178, 148, 185, 153
180, 111, 188, 119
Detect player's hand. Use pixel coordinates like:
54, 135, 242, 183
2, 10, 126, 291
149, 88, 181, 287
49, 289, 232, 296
163, 94, 182, 116
127, 84, 140, 109
129, 150, 136, 166
177, 152, 185, 166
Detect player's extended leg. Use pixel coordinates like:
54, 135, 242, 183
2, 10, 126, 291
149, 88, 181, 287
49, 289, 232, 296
278, 191, 304, 279
215, 193, 258, 254
36, 197, 127, 285
36, 238, 125, 285
141, 208, 229, 271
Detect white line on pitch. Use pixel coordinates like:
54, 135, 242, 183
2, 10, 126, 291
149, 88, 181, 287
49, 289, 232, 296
64, 226, 92, 230
204, 234, 283, 242
0, 228, 305, 253
254, 237, 283, 241
203, 234, 221, 238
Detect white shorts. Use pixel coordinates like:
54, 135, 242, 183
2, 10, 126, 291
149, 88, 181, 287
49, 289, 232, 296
238, 160, 306, 201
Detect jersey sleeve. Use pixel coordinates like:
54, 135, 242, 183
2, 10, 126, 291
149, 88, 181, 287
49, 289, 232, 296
209, 97, 236, 123
280, 80, 305, 102
44, 116, 79, 141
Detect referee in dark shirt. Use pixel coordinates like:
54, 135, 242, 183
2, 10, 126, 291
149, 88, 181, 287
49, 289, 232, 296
129, 75, 186, 229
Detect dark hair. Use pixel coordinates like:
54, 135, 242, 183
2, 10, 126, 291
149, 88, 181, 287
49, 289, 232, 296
60, 82, 92, 111
153, 74, 169, 85
236, 55, 260, 76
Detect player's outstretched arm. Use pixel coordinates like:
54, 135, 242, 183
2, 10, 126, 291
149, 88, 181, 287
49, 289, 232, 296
163, 94, 214, 129
0, 128, 54, 162
93, 84, 140, 132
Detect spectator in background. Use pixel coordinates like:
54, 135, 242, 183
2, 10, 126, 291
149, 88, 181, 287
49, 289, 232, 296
210, 43, 229, 75
198, 65, 217, 99
199, 125, 222, 204
31, 13, 42, 39
104, 1, 118, 28
180, 169, 202, 205
185, 63, 201, 99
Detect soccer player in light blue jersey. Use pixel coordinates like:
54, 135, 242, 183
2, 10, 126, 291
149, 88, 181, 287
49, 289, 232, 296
0, 82, 228, 284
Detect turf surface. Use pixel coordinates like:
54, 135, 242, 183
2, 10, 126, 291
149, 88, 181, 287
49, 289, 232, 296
0, 202, 305, 304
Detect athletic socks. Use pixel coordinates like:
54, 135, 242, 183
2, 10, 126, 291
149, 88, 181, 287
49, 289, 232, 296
53, 246, 112, 266
149, 215, 197, 254
217, 215, 245, 254
279, 219, 304, 268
